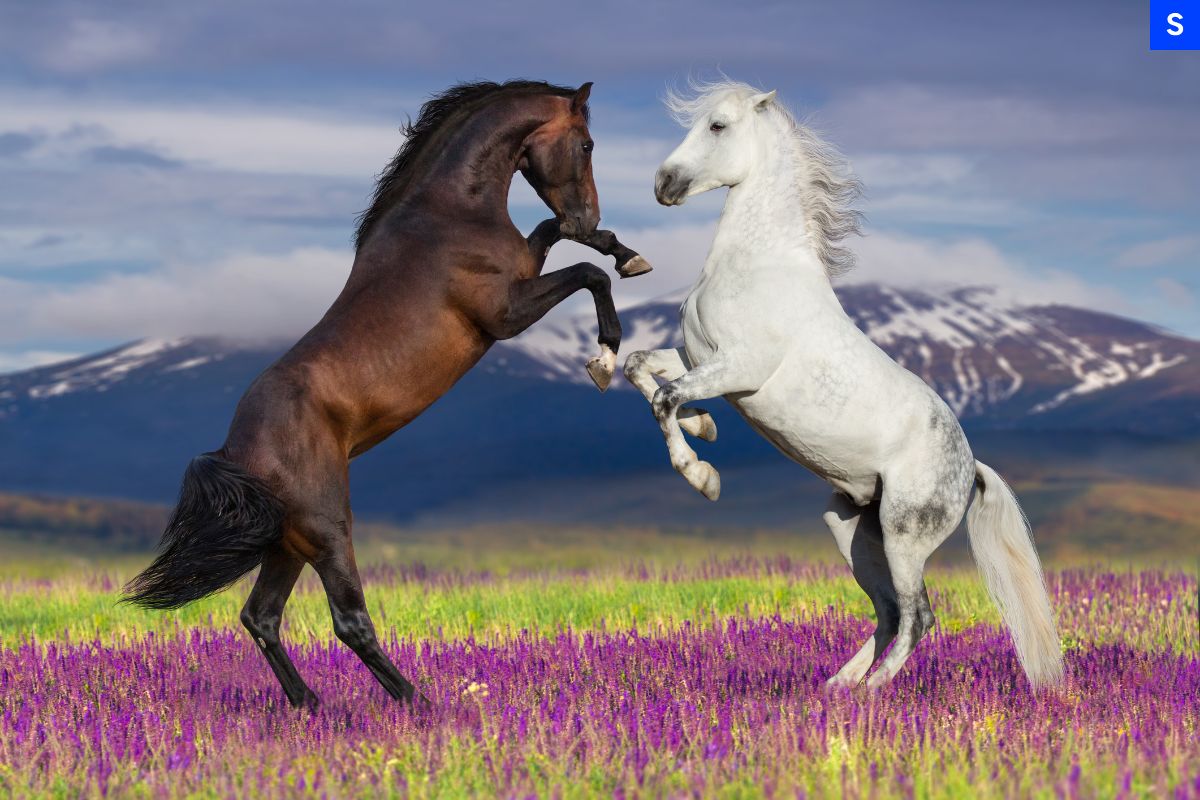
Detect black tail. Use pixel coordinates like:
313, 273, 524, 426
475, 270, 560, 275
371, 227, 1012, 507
122, 453, 284, 610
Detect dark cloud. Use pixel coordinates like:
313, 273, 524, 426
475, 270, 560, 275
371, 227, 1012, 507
2, 1, 1195, 104
86, 144, 182, 169
29, 233, 72, 249
0, 131, 42, 157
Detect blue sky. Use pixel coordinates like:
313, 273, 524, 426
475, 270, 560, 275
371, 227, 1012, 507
0, 0, 1197, 371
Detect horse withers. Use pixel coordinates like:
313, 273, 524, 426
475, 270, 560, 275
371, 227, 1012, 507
123, 80, 650, 709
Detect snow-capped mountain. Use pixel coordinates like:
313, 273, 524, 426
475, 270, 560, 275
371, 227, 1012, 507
501, 283, 1199, 434
0, 282, 1195, 519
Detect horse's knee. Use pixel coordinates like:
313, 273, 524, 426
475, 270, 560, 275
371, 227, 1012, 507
582, 264, 611, 292
623, 350, 648, 382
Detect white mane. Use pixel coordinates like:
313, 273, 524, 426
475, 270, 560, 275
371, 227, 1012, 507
665, 79, 864, 277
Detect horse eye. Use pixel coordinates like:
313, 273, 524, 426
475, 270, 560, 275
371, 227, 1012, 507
582, 140, 594, 153
709, 122, 726, 133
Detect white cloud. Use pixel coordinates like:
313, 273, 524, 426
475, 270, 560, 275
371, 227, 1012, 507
1153, 277, 1195, 309
821, 85, 1200, 153
852, 153, 974, 189
844, 230, 1128, 312
0, 89, 686, 191
40, 19, 159, 73
863, 192, 1029, 227
0, 223, 717, 348
9, 247, 351, 344
0, 350, 82, 373
1114, 236, 1200, 269
0, 223, 1173, 365
0, 89, 405, 178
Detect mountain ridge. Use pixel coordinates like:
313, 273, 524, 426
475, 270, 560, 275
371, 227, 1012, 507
0, 281, 1195, 522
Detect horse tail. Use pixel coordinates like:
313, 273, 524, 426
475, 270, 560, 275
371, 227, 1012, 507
122, 453, 285, 610
966, 460, 1065, 689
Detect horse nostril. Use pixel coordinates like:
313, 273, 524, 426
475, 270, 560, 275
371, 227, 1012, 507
655, 169, 689, 206
655, 170, 678, 203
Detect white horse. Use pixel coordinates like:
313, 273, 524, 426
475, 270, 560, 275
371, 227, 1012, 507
625, 80, 1064, 690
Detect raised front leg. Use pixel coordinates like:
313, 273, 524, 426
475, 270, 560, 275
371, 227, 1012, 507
525, 219, 565, 269
623, 348, 716, 441
493, 262, 622, 390
650, 358, 764, 500
525, 220, 652, 278
573, 229, 653, 278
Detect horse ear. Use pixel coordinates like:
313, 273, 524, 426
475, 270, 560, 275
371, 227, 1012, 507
751, 90, 777, 111
571, 82, 593, 113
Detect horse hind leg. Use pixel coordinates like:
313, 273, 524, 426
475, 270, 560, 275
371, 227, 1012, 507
305, 518, 424, 706
241, 546, 317, 708
865, 486, 964, 690
823, 493, 900, 687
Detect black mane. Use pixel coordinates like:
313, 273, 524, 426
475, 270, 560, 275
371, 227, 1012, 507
354, 79, 583, 249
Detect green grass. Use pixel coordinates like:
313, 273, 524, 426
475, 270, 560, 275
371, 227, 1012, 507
0, 527, 1196, 799
4, 561, 1194, 657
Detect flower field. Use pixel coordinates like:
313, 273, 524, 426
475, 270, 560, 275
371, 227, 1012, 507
0, 557, 1196, 798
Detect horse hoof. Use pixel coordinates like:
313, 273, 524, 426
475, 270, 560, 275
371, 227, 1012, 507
616, 255, 653, 278
291, 689, 320, 710
586, 345, 617, 392
679, 407, 717, 442
825, 673, 861, 691
408, 691, 433, 712
682, 460, 720, 501
865, 671, 891, 691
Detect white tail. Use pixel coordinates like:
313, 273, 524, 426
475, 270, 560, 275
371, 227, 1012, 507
967, 460, 1065, 688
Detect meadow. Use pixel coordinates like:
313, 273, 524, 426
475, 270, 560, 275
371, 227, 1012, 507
0, 528, 1196, 798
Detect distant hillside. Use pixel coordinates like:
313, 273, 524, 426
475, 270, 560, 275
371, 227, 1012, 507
3, 471, 1197, 565
507, 283, 1200, 435
0, 282, 1196, 527
0, 491, 167, 550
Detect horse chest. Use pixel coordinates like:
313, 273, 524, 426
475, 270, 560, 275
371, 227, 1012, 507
679, 293, 715, 362
680, 275, 770, 364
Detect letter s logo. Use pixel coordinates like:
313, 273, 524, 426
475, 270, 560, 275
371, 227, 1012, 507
1168, 12, 1184, 35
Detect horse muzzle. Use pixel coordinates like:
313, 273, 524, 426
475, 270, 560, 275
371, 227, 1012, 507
559, 212, 599, 239
654, 169, 691, 206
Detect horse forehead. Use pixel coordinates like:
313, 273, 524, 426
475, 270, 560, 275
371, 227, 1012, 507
702, 95, 749, 124
530, 110, 585, 144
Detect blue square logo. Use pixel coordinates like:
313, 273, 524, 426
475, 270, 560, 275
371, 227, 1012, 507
1151, 0, 1199, 49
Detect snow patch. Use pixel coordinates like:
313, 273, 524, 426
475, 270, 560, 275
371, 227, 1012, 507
27, 338, 190, 399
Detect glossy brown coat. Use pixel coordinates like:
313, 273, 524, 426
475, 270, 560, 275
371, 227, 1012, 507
125, 80, 649, 708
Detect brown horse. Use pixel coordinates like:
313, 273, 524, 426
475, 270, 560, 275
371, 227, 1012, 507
123, 80, 650, 709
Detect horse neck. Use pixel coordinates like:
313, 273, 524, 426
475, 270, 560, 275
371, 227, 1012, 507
410, 98, 556, 220
712, 133, 830, 288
